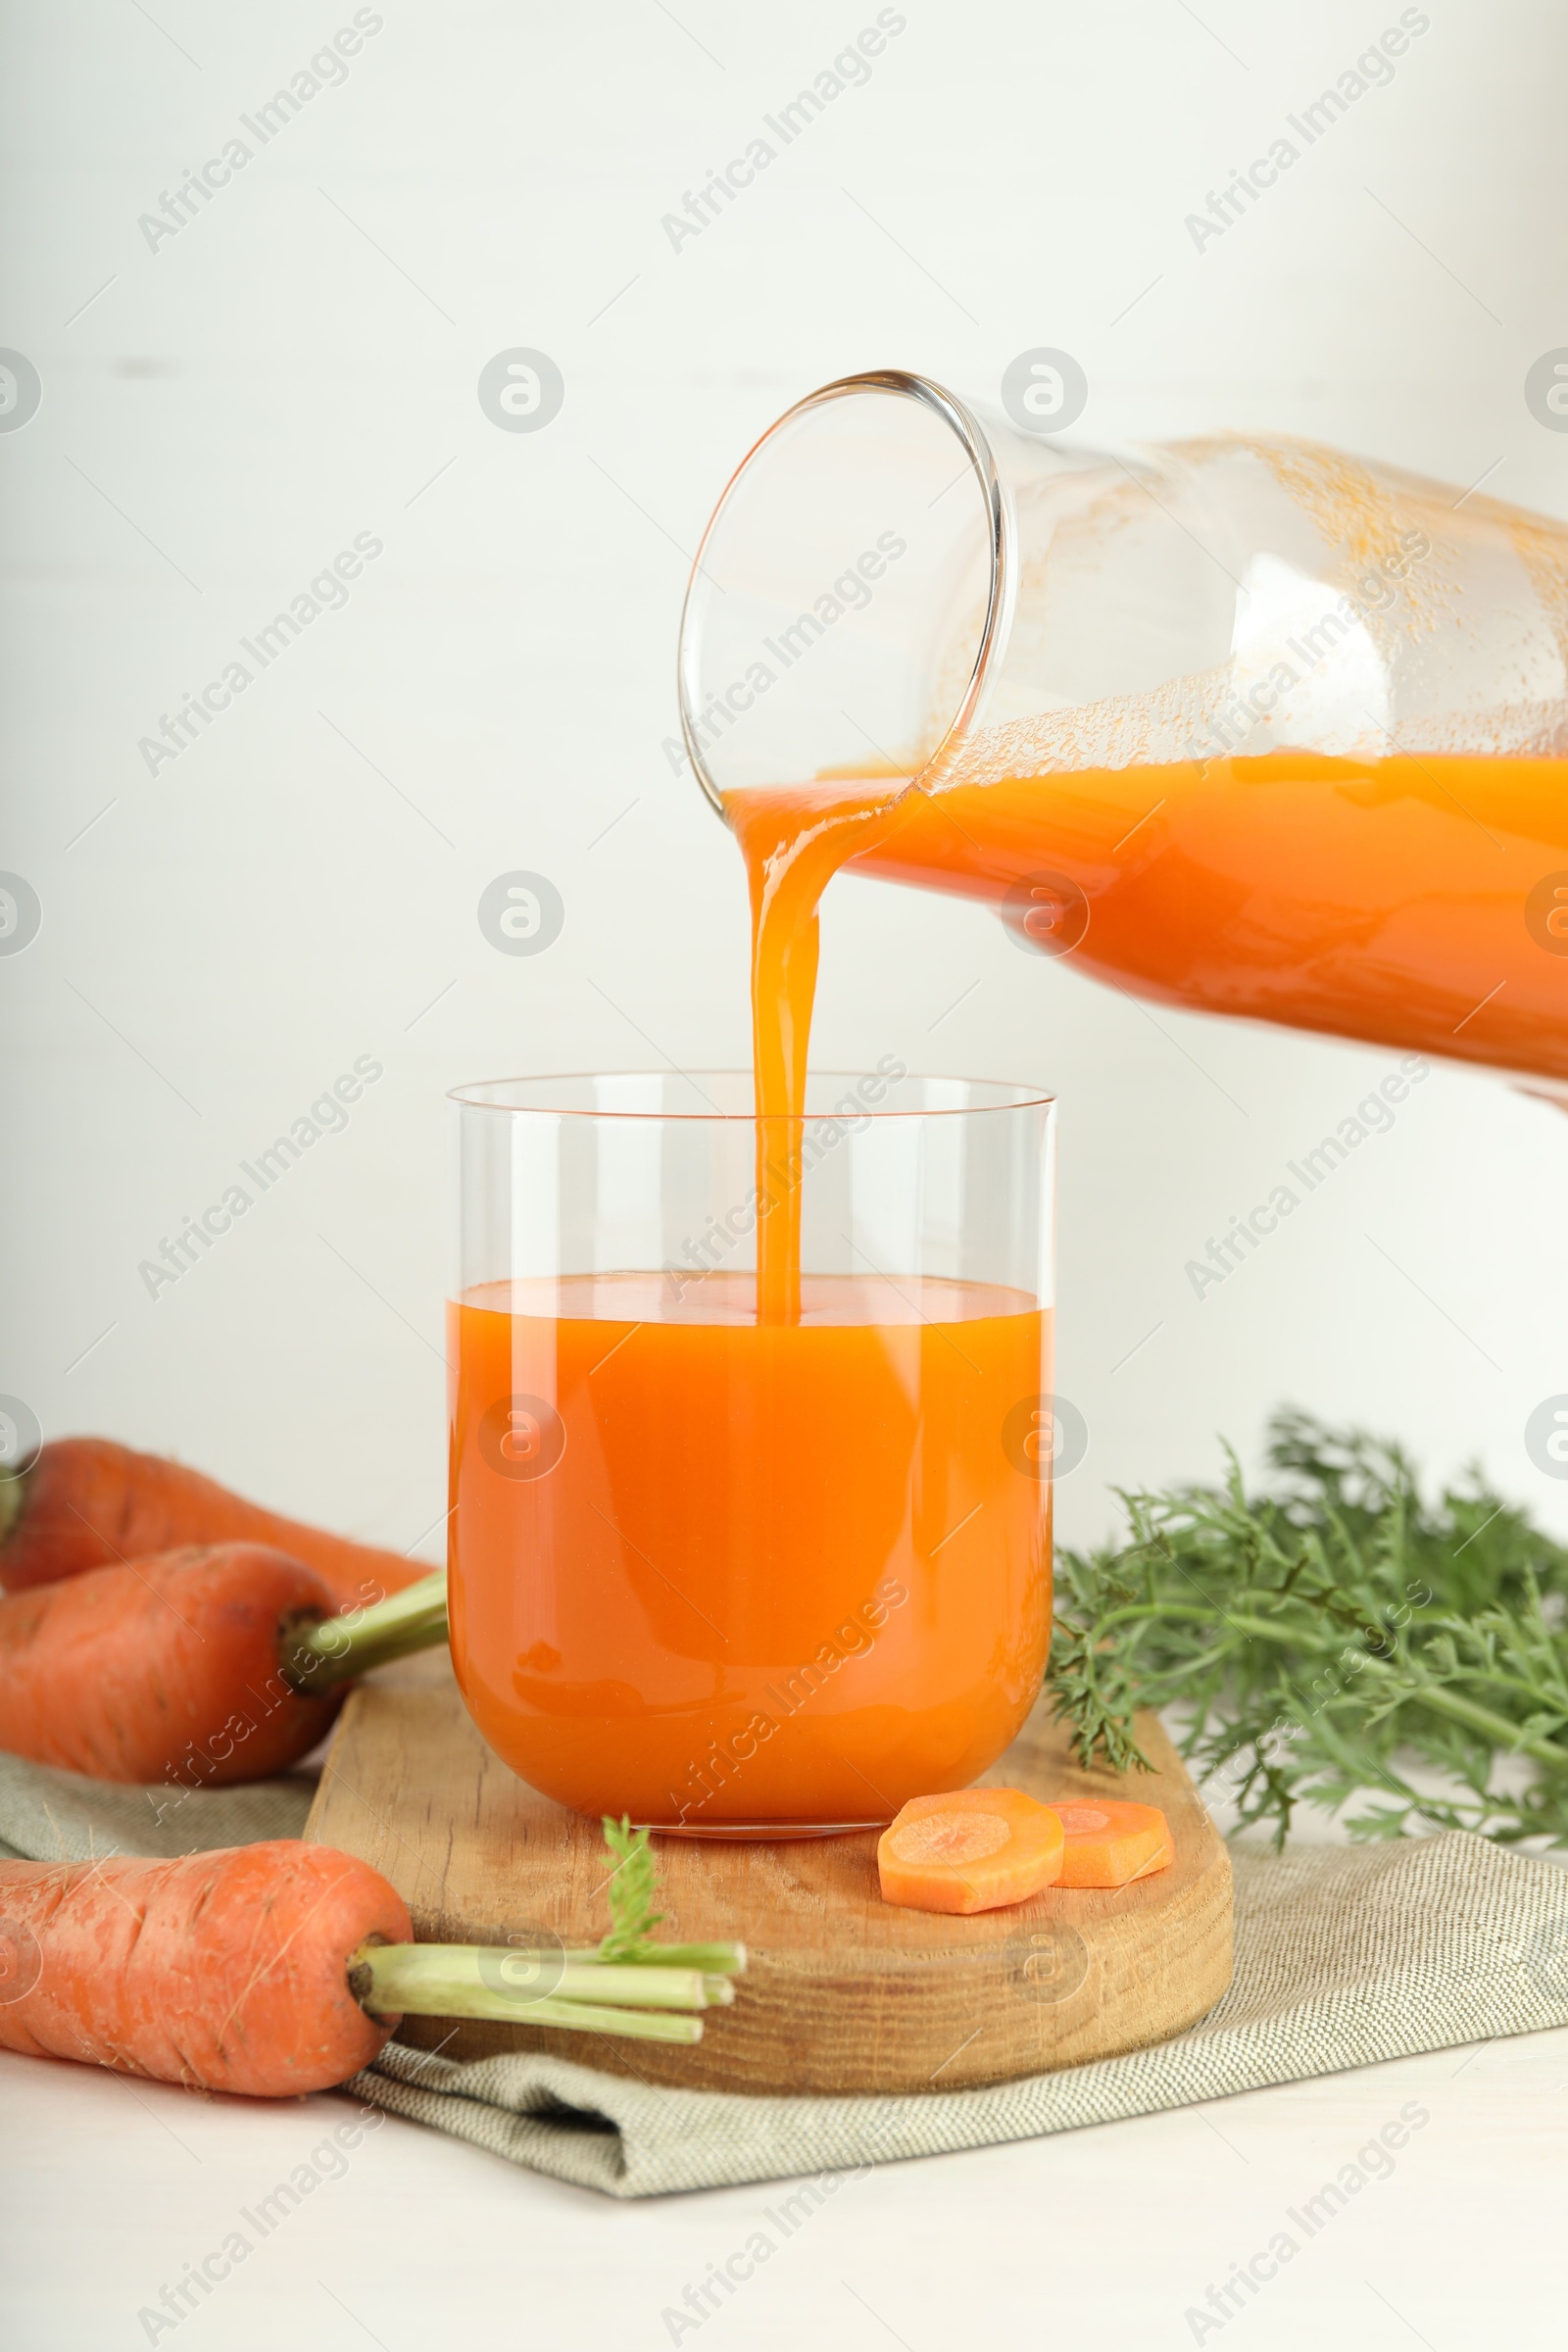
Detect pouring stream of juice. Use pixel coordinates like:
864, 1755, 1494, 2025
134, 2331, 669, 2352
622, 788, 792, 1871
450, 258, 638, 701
727, 778, 906, 1322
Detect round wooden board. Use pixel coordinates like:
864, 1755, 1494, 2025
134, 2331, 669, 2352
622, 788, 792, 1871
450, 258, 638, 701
305, 1651, 1233, 2096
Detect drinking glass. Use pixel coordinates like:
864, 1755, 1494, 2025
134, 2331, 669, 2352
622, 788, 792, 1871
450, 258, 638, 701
448, 1070, 1056, 1836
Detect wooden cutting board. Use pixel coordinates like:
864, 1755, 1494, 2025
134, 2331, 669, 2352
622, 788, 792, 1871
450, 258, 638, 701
305, 1651, 1233, 2096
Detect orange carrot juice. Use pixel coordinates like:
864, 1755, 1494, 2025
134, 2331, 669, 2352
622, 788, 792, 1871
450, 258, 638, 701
850, 751, 1568, 1082
447, 1270, 1050, 1829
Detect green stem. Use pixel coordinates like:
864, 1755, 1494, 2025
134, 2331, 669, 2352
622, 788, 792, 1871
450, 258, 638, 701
349, 1943, 714, 2042
1368, 1680, 1568, 1772
1090, 1602, 1326, 1645
282, 1573, 449, 1691
562, 1963, 728, 2010
0, 1464, 29, 1550
1081, 1602, 1568, 1774
576, 1941, 748, 1975
504, 1996, 703, 2044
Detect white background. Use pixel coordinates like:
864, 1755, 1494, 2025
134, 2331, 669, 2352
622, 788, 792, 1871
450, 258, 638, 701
3, 2, 1568, 2343
4, 0, 1568, 1559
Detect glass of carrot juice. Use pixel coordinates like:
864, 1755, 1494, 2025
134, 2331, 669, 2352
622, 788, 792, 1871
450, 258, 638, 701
447, 1070, 1056, 1836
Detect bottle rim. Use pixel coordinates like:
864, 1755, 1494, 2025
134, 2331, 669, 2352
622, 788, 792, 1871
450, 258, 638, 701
674, 368, 1011, 817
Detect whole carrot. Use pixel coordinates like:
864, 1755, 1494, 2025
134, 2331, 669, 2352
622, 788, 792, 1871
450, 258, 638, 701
0, 1842, 410, 2094
0, 1437, 427, 1607
0, 1838, 742, 2095
0, 1545, 344, 1786
0, 1548, 450, 1788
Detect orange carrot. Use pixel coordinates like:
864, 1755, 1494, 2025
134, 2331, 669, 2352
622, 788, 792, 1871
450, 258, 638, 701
1054, 1799, 1174, 1886
0, 1842, 410, 2094
0, 1544, 349, 1787
0, 1437, 426, 1607
877, 1787, 1065, 1915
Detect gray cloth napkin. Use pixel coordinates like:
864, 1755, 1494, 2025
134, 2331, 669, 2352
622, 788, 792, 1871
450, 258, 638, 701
6, 1752, 1568, 2199
0, 1748, 316, 1864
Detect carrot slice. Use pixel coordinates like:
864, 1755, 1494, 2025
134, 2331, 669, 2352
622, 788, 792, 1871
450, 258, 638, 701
877, 1788, 1064, 1915
1053, 1799, 1173, 1886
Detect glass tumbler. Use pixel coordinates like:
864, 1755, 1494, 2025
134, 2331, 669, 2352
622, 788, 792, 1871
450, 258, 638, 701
447, 1070, 1056, 1836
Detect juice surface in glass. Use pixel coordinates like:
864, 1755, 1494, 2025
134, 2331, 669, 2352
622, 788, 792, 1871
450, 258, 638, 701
448, 1270, 1051, 1829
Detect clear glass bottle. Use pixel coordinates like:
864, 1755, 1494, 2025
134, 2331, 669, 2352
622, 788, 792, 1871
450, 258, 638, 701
677, 370, 1568, 1085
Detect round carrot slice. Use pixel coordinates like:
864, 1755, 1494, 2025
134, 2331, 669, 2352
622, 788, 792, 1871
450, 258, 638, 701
877, 1787, 1064, 1915
1053, 1798, 1173, 1886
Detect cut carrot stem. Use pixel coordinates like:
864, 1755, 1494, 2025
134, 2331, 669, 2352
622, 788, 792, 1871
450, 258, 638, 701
507, 1997, 703, 2044
1053, 1799, 1174, 1887
349, 1944, 724, 2018
878, 1788, 1065, 1915
0, 1468, 23, 1549
565, 1940, 747, 1975
283, 1572, 449, 1691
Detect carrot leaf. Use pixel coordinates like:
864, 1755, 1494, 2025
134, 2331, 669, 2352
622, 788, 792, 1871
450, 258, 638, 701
1048, 1409, 1568, 1850
597, 1815, 664, 1960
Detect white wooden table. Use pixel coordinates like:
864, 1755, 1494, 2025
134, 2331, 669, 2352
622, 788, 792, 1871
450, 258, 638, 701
4, 2019, 1564, 2350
